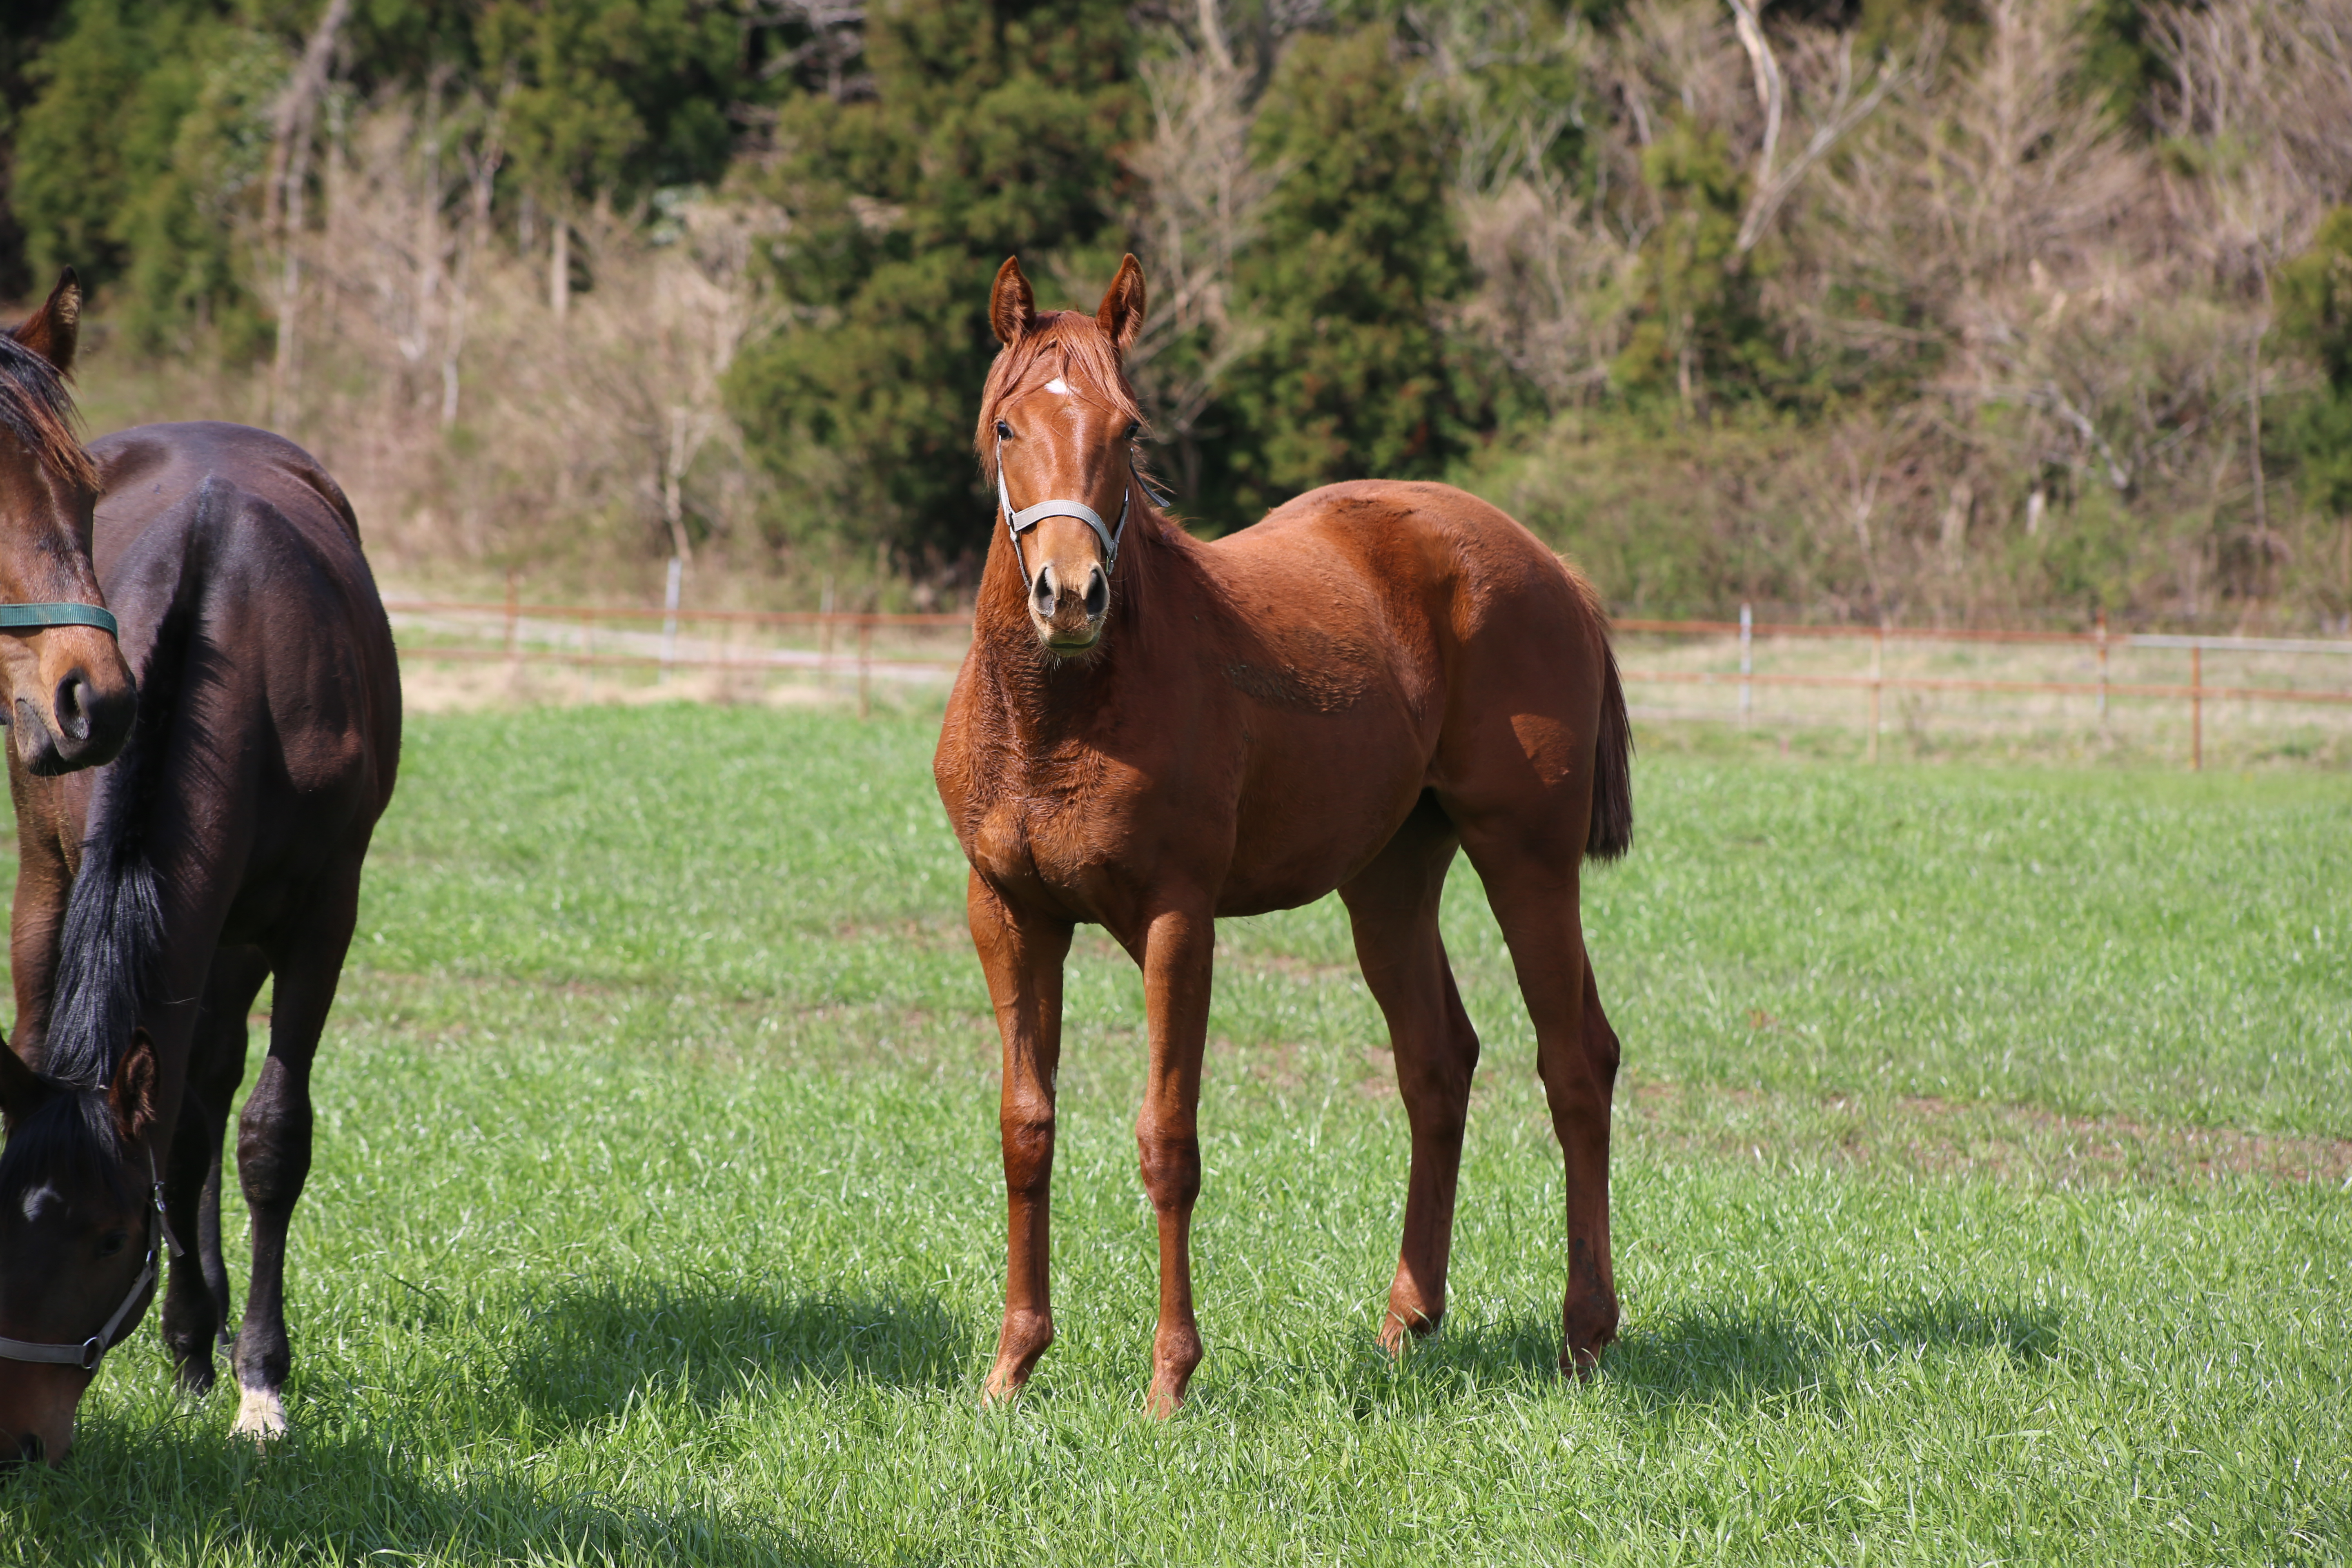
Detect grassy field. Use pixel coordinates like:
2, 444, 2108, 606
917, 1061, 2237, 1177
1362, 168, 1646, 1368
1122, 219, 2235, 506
3, 703, 2348, 1565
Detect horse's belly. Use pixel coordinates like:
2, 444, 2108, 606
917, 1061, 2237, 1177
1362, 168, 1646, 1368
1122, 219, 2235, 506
1218, 719, 1428, 914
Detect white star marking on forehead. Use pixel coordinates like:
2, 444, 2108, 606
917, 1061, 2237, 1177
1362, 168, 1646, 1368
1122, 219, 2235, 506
1045, 377, 1071, 395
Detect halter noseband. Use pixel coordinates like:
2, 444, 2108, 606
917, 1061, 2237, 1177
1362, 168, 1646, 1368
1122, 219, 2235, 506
0, 603, 117, 636
995, 437, 1131, 584
0, 1154, 182, 1372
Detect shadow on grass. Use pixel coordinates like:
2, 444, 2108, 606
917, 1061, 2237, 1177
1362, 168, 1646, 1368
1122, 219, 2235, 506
505, 1276, 976, 1423
1405, 1290, 2061, 1410
1, 1421, 889, 1568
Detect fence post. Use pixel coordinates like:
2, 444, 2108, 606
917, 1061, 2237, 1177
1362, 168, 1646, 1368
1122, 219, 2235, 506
857, 617, 873, 720
580, 608, 595, 704
820, 576, 836, 691
1739, 603, 1753, 726
504, 569, 520, 674
1868, 627, 1884, 764
2095, 609, 2108, 724
2190, 642, 2203, 771
659, 555, 683, 684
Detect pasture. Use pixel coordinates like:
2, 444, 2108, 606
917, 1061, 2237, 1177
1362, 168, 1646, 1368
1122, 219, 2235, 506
4, 703, 2347, 1566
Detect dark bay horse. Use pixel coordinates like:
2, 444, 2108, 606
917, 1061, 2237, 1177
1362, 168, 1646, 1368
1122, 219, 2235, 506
934, 256, 1634, 1414
0, 275, 401, 1464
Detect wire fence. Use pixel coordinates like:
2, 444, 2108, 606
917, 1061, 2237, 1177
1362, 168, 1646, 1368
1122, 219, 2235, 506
385, 596, 2352, 768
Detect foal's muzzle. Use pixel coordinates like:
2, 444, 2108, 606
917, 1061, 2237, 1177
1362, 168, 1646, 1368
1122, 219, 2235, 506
1030, 562, 1109, 651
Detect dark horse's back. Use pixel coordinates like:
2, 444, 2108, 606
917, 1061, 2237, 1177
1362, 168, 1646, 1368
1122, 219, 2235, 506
84, 421, 400, 909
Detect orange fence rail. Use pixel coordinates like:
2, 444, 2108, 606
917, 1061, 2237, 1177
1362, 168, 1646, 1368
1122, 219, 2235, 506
384, 598, 2352, 766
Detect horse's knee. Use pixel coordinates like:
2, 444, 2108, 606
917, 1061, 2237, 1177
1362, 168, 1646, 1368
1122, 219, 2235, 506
236, 1070, 313, 1212
1000, 1112, 1056, 1197
1136, 1131, 1200, 1213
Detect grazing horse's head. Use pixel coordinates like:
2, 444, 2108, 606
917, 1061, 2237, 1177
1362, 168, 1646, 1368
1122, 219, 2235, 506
0, 1029, 161, 1467
0, 270, 136, 775
976, 255, 1152, 656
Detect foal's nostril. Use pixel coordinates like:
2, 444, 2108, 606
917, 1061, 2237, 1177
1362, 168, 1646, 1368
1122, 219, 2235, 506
1031, 565, 1057, 616
1084, 566, 1108, 619
53, 671, 92, 744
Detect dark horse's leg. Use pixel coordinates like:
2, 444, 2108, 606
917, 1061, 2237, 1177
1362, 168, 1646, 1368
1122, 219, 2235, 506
231, 858, 361, 1439
162, 948, 270, 1392
1339, 794, 1481, 1351
967, 872, 1074, 1405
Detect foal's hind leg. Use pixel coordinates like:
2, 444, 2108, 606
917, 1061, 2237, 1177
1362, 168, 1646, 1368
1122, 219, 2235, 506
1339, 795, 1481, 1352
232, 860, 362, 1440
162, 948, 270, 1392
1451, 818, 1619, 1374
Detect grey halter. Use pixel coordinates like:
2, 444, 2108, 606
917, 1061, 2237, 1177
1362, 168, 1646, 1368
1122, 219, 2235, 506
0, 1153, 183, 1371
995, 436, 1131, 583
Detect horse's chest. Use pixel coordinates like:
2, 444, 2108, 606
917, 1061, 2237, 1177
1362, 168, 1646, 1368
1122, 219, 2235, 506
957, 746, 1150, 918
970, 793, 1109, 893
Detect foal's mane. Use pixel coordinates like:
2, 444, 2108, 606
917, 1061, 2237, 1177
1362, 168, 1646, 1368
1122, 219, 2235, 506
0, 331, 98, 492
973, 312, 1142, 447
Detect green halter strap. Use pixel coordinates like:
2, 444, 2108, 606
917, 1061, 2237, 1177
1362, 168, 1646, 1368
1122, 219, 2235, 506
0, 603, 117, 635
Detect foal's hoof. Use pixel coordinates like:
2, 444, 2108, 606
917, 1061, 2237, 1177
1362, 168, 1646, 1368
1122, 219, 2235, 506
1379, 1307, 1443, 1357
231, 1386, 288, 1441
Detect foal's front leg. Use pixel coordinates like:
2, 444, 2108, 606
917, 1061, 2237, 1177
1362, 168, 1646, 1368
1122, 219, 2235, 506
968, 873, 1073, 1403
1133, 902, 1214, 1417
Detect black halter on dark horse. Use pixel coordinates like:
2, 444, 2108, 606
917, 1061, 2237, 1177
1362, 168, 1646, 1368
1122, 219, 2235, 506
0, 276, 402, 1466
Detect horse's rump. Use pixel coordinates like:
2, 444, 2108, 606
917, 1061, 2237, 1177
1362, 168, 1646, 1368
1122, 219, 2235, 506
1219, 479, 1632, 860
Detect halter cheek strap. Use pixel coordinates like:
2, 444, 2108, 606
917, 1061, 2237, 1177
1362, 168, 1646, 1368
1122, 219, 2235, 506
0, 603, 117, 636
0, 1154, 184, 1372
996, 439, 1131, 584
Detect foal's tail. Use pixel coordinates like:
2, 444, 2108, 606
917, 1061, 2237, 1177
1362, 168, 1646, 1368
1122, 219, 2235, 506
1586, 636, 1635, 862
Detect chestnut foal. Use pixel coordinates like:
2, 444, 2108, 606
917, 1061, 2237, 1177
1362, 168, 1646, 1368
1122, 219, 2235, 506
934, 256, 1634, 1414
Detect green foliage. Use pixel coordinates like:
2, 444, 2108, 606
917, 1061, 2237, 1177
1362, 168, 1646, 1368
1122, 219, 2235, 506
6, 0, 776, 349
2274, 207, 2352, 517
1610, 120, 1800, 414
1216, 25, 1468, 515
2276, 206, 2352, 391
727, 0, 1140, 560
480, 0, 755, 203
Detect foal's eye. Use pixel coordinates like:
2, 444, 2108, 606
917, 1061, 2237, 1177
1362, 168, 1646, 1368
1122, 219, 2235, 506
94, 1230, 129, 1259
1125, 421, 1141, 441
995, 419, 1012, 439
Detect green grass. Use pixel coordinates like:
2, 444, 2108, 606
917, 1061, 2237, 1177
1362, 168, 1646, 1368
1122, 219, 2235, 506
5, 705, 2348, 1565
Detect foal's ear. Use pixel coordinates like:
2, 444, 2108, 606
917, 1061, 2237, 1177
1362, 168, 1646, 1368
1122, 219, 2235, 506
990, 257, 1037, 346
1095, 255, 1147, 356
107, 1029, 158, 1145
11, 268, 82, 375
0, 1036, 47, 1126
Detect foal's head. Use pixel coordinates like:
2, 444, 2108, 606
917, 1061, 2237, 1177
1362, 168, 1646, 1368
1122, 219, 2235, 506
976, 256, 1150, 656
0, 1028, 160, 1466
0, 270, 136, 774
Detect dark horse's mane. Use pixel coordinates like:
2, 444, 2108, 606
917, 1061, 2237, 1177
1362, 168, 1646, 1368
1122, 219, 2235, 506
0, 332, 97, 493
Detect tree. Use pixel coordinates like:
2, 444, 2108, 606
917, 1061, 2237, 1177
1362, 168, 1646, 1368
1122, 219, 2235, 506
726, 0, 1141, 563
1216, 23, 1467, 517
